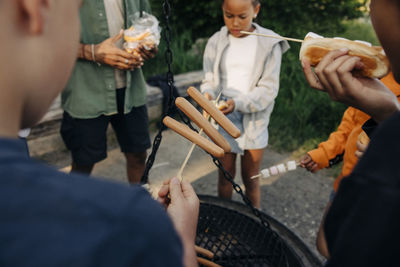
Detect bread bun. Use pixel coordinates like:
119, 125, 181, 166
299, 33, 390, 79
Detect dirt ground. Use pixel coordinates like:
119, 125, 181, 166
34, 127, 334, 263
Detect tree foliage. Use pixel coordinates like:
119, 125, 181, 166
150, 0, 366, 40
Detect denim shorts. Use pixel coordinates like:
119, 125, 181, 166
218, 110, 245, 155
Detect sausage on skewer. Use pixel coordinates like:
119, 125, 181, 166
163, 116, 225, 158
175, 97, 231, 152
187, 87, 241, 139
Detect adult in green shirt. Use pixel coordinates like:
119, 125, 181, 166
61, 0, 157, 183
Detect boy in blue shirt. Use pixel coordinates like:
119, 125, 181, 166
0, 1, 198, 266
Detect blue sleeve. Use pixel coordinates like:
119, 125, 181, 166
96, 188, 184, 267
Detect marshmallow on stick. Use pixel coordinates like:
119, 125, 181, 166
251, 160, 299, 179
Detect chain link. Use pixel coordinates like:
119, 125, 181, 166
212, 157, 271, 229
141, 0, 174, 184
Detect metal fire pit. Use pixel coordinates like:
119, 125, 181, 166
196, 195, 322, 267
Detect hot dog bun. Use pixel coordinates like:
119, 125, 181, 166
299, 33, 390, 79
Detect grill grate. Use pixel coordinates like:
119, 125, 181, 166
196, 196, 322, 267
197, 203, 287, 266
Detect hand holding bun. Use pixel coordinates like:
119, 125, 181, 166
300, 32, 390, 78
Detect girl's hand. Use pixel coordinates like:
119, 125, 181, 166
302, 49, 400, 123
221, 99, 235, 115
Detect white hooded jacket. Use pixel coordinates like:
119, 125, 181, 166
200, 23, 290, 149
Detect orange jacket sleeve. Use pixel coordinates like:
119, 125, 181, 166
308, 107, 357, 169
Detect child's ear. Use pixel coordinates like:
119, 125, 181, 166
17, 0, 49, 35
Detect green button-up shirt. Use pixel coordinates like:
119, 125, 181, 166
62, 0, 151, 119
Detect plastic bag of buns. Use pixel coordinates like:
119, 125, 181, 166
123, 12, 161, 55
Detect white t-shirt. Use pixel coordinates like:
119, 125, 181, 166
104, 0, 126, 89
220, 32, 258, 98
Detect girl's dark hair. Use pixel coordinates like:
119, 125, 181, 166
222, 0, 260, 7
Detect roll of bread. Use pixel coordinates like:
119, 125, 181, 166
299, 32, 390, 79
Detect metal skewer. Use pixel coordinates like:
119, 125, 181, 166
240, 31, 304, 43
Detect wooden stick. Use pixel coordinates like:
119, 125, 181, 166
240, 30, 303, 43
197, 257, 222, 267
195, 245, 214, 259
177, 90, 223, 181
250, 161, 301, 179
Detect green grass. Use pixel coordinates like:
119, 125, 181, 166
341, 18, 379, 45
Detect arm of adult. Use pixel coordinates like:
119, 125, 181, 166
78, 30, 143, 70
158, 178, 199, 267
301, 49, 400, 123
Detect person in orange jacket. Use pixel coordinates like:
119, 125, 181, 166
300, 72, 400, 258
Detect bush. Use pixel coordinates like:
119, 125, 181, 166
141, 30, 203, 78
150, 0, 366, 41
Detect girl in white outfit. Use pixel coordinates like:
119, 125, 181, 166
200, 0, 289, 208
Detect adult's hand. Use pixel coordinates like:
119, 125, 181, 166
302, 49, 400, 123
94, 30, 143, 70
158, 177, 199, 267
300, 153, 319, 173
137, 44, 158, 61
